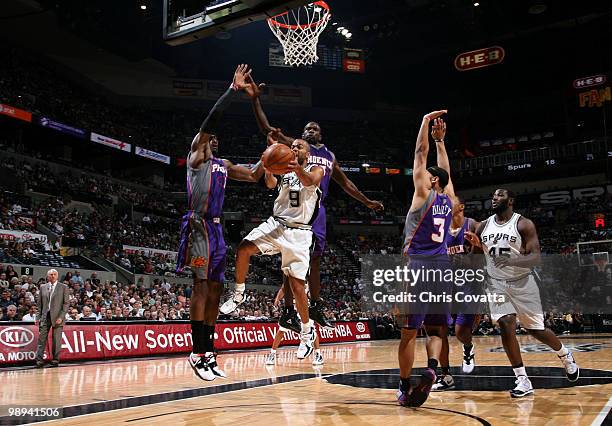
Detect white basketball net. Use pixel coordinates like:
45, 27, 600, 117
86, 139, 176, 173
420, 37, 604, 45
268, 2, 331, 67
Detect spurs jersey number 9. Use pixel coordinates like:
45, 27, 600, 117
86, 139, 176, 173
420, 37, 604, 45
273, 164, 322, 228
481, 213, 531, 280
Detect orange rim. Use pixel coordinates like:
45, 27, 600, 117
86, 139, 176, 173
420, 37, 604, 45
268, 1, 330, 30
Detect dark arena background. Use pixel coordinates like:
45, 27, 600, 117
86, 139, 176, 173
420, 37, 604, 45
0, 0, 611, 424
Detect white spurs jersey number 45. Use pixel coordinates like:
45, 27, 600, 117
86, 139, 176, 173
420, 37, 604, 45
481, 212, 531, 280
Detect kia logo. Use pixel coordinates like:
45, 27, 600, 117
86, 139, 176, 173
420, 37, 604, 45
356, 322, 366, 333
0, 327, 35, 348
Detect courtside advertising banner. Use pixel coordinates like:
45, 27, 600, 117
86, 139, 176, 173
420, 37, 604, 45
0, 321, 371, 365
135, 146, 171, 164
90, 132, 132, 152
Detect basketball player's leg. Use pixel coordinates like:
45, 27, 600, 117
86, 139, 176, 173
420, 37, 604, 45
308, 219, 333, 328
397, 322, 419, 405
195, 222, 228, 379
496, 313, 535, 397
266, 328, 286, 365
309, 212, 326, 302
522, 318, 580, 383
189, 275, 217, 380
455, 314, 477, 373
312, 332, 324, 365
221, 218, 278, 314
234, 239, 260, 284
512, 275, 578, 382
432, 323, 455, 391
183, 219, 219, 380
278, 274, 301, 333
280, 227, 317, 359
287, 275, 310, 325
497, 314, 523, 366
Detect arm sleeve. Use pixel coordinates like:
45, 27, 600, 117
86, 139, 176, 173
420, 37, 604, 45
199, 85, 237, 134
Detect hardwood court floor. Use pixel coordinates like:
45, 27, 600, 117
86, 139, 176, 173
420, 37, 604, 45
1, 334, 611, 425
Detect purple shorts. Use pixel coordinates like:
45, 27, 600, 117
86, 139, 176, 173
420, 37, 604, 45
311, 207, 326, 257
455, 313, 478, 328
401, 257, 453, 329
176, 213, 226, 282
405, 314, 452, 329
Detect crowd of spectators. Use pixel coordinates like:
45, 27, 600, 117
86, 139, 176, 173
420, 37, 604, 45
0, 268, 192, 322
0, 46, 460, 165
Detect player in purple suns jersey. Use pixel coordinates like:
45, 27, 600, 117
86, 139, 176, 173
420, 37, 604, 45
432, 196, 481, 392
397, 112, 456, 408
220, 74, 384, 332
177, 65, 266, 382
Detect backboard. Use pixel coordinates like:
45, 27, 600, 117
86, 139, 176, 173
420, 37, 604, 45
163, 0, 312, 46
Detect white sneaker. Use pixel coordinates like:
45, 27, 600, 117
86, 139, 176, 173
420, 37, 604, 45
297, 326, 316, 359
559, 351, 579, 382
509, 376, 534, 398
431, 374, 455, 391
462, 344, 476, 374
189, 353, 215, 381
205, 353, 226, 378
220, 290, 245, 314
312, 351, 324, 366
265, 352, 276, 366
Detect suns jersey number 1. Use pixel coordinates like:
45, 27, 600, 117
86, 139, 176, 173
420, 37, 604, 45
273, 164, 323, 229
481, 212, 532, 280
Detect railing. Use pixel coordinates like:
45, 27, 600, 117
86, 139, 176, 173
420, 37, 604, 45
457, 138, 608, 171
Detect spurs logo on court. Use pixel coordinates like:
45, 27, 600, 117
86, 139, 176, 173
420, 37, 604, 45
490, 343, 612, 353
0, 327, 35, 348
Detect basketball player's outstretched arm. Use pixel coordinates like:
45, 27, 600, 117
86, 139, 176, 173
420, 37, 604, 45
263, 169, 278, 189
331, 159, 384, 211
292, 163, 324, 187
412, 110, 447, 206
189, 65, 251, 167
494, 218, 541, 269
465, 221, 486, 253
431, 117, 456, 200
244, 75, 294, 146
223, 159, 265, 183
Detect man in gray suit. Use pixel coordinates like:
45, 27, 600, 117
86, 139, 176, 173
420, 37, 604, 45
35, 269, 69, 368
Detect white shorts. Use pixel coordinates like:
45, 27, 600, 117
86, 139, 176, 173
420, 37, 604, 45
486, 274, 544, 330
245, 217, 312, 281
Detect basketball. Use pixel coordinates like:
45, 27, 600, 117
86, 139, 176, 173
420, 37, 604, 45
262, 143, 294, 174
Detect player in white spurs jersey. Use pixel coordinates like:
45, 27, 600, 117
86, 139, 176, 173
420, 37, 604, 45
466, 188, 579, 398
233, 139, 324, 360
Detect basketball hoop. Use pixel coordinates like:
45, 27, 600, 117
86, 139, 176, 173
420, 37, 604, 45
593, 251, 609, 272
268, 1, 331, 67
595, 258, 608, 273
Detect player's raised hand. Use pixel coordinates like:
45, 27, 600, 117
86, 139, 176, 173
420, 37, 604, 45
267, 128, 281, 146
431, 118, 447, 141
285, 158, 298, 173
232, 64, 252, 91
366, 200, 384, 211
244, 74, 265, 99
423, 110, 447, 121
464, 231, 482, 249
